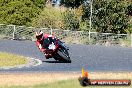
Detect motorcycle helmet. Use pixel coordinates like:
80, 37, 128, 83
36, 30, 43, 41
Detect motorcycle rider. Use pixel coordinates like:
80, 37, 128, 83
35, 30, 55, 59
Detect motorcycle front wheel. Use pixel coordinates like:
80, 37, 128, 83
57, 49, 71, 63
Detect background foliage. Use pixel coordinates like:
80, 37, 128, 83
91, 0, 128, 33
0, 0, 45, 26
60, 0, 85, 8
0, 0, 131, 34
31, 6, 64, 29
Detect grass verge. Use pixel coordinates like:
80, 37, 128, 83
0, 72, 131, 88
31, 79, 132, 88
2, 79, 132, 88
0, 52, 27, 67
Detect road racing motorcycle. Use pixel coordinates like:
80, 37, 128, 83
43, 37, 71, 63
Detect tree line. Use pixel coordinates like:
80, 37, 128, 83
0, 0, 131, 34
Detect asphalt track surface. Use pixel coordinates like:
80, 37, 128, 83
0, 39, 132, 72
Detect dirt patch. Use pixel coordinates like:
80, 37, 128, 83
0, 72, 132, 86
0, 72, 78, 86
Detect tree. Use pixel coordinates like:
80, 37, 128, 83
91, 0, 129, 33
31, 0, 46, 9
82, 2, 90, 21
126, 4, 132, 16
0, 0, 45, 26
125, 3, 132, 34
125, 22, 132, 34
60, 0, 85, 8
63, 9, 80, 30
31, 6, 64, 29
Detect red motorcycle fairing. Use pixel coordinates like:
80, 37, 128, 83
44, 38, 71, 62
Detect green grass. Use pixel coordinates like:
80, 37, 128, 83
0, 52, 27, 67
32, 79, 132, 88
1, 79, 131, 88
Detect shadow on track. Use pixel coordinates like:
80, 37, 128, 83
43, 60, 70, 63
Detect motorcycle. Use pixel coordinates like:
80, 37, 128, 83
43, 37, 71, 63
